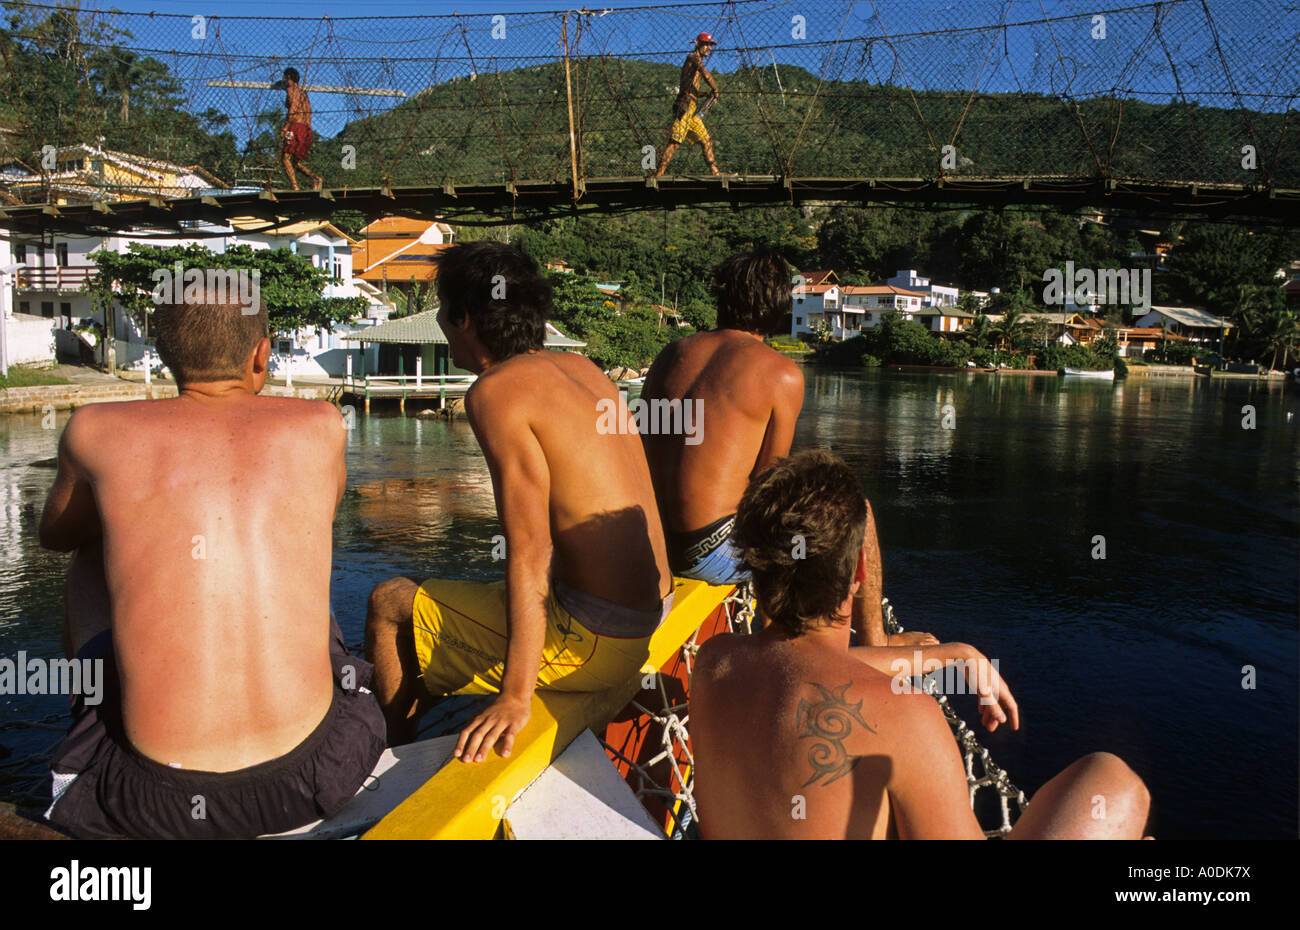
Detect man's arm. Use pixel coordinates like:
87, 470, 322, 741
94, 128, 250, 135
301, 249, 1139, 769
850, 641, 1019, 732
325, 402, 347, 511
752, 361, 803, 475
697, 56, 719, 95
885, 692, 987, 839
455, 381, 553, 763
38, 410, 101, 552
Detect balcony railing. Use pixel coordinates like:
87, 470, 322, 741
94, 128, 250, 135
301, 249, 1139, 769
14, 266, 95, 291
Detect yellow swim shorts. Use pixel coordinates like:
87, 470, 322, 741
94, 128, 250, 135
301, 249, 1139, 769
412, 579, 659, 697
669, 98, 709, 145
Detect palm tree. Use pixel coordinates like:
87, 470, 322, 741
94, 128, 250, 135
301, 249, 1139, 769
1260, 307, 1298, 372
90, 47, 148, 125
989, 305, 1026, 353
963, 313, 992, 349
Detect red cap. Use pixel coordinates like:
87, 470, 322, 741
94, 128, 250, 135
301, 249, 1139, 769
697, 32, 716, 45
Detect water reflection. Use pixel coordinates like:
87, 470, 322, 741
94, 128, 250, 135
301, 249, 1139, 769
0, 374, 1297, 836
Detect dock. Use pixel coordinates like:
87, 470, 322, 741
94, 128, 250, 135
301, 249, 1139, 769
340, 372, 475, 415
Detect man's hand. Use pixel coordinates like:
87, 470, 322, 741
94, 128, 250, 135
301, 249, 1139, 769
956, 646, 1019, 733
888, 630, 939, 647
455, 694, 532, 763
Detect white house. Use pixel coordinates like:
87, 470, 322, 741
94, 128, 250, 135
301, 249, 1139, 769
790, 283, 843, 338
792, 270, 981, 341
886, 269, 960, 307
5, 218, 395, 375
1, 234, 59, 371
1131, 305, 1231, 345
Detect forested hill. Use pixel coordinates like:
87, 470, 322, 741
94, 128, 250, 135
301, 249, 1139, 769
310, 58, 1293, 188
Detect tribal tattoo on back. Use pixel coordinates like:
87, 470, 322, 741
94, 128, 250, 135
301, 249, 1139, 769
796, 681, 875, 788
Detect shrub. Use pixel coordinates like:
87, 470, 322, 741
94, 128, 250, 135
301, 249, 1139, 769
1040, 343, 1111, 371
1144, 343, 1210, 365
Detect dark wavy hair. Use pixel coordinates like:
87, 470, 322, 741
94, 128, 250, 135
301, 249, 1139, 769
434, 240, 552, 361
712, 246, 792, 334
731, 449, 868, 636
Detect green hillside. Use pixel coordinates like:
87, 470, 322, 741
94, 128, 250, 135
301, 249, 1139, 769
298, 58, 1294, 188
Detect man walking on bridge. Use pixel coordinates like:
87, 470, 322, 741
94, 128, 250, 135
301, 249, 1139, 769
277, 67, 323, 191
654, 33, 722, 177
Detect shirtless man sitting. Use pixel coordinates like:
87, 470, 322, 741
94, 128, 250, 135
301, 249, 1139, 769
643, 249, 1000, 676
40, 288, 385, 839
366, 241, 674, 763
691, 450, 1151, 839
641, 246, 804, 588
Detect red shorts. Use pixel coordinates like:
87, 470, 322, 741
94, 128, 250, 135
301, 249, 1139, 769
283, 122, 313, 160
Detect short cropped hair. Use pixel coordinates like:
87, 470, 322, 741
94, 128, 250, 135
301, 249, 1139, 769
434, 241, 552, 361
731, 449, 868, 636
153, 297, 269, 385
712, 246, 791, 334
283, 67, 300, 84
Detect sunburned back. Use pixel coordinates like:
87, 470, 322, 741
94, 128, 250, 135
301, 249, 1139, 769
75, 394, 342, 771
691, 632, 897, 839
287, 84, 311, 125
473, 351, 671, 609
642, 331, 802, 532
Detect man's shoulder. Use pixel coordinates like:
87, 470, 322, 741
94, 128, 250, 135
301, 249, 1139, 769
750, 343, 804, 400
650, 331, 703, 367
716, 334, 804, 383
695, 631, 743, 674
252, 394, 342, 424
473, 350, 583, 390
63, 397, 160, 442
468, 352, 601, 412
692, 633, 759, 705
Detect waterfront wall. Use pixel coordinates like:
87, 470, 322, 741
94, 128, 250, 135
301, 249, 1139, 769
3, 313, 58, 366
1, 380, 334, 415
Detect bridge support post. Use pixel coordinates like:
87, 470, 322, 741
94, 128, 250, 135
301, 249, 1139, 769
562, 14, 582, 202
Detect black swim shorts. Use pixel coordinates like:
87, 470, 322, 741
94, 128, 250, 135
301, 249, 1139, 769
45, 620, 386, 839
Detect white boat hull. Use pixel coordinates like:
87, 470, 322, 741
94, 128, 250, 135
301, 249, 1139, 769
1063, 368, 1115, 380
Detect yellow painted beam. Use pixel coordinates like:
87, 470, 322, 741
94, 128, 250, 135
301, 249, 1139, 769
363, 577, 732, 840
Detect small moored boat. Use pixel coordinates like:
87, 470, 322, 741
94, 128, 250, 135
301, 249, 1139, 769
1062, 367, 1115, 380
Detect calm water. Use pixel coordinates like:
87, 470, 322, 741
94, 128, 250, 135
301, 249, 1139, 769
1, 370, 1296, 838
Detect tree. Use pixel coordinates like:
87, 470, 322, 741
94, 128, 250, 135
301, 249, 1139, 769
956, 211, 1055, 293
1163, 225, 1296, 313
389, 280, 436, 319
986, 291, 1031, 351
90, 243, 367, 337
809, 318, 835, 347
1259, 307, 1298, 372
962, 313, 992, 349
816, 206, 895, 280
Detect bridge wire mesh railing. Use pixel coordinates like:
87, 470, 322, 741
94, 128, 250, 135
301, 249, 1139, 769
0, 0, 1294, 204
